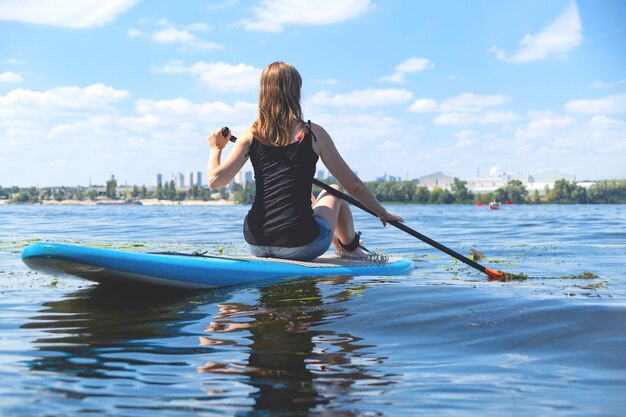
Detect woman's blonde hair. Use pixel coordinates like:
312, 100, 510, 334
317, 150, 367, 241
252, 61, 303, 146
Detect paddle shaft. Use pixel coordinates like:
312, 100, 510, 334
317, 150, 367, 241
312, 178, 491, 274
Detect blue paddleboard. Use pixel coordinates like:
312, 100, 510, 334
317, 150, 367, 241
22, 243, 414, 289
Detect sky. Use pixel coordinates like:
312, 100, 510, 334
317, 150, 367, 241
0, 0, 625, 187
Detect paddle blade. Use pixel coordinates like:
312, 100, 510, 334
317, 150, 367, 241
485, 268, 504, 280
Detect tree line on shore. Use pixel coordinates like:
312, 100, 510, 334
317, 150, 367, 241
2, 178, 625, 205
361, 178, 626, 204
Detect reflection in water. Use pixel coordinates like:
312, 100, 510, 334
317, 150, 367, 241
21, 285, 235, 415
199, 277, 394, 416
21, 278, 393, 415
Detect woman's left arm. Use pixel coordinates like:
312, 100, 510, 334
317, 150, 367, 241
207, 126, 252, 188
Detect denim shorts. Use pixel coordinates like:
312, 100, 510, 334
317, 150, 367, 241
247, 216, 333, 262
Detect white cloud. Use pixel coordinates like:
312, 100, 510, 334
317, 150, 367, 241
586, 116, 626, 154
309, 88, 413, 108
207, 0, 239, 11
242, 0, 373, 32
489, 2, 582, 63
157, 61, 262, 92
434, 111, 518, 126
152, 28, 195, 43
408, 93, 516, 125
129, 20, 220, 51
0, 71, 22, 83
565, 93, 626, 114
0, 84, 130, 111
465, 109, 626, 178
2, 58, 19, 65
590, 79, 625, 89
379, 57, 434, 83
0, 0, 138, 28
515, 111, 575, 139
0, 84, 257, 186
408, 98, 438, 113
304, 111, 418, 172
587, 115, 626, 129
440, 93, 510, 113
184, 23, 212, 32
127, 28, 144, 37
135, 98, 256, 124
454, 129, 477, 147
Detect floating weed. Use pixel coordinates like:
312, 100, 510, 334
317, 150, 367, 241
561, 272, 600, 280
490, 259, 518, 266
489, 259, 517, 266
276, 296, 322, 303
85, 242, 114, 249
116, 243, 146, 249
499, 272, 529, 282
469, 247, 485, 261
574, 281, 607, 290
346, 285, 370, 297
421, 254, 443, 259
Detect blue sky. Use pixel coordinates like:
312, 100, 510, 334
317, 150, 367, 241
1, 0, 625, 187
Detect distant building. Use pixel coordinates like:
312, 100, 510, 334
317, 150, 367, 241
316, 170, 325, 180
174, 172, 185, 188
460, 170, 577, 195
376, 173, 401, 183
235, 171, 244, 185
532, 170, 575, 183
525, 171, 576, 195
196, 171, 202, 187
245, 171, 253, 184
155, 173, 162, 187
417, 172, 455, 190
189, 172, 194, 188
463, 175, 509, 193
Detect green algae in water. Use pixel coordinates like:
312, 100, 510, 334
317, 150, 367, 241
495, 271, 600, 283
575, 281, 607, 290
499, 271, 529, 281
469, 247, 485, 261
562, 272, 600, 280
346, 284, 370, 297
276, 296, 322, 303
490, 259, 518, 266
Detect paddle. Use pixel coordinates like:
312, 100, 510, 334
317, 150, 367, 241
311, 178, 505, 280
220, 126, 504, 280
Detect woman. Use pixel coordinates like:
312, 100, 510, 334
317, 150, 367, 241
207, 61, 402, 261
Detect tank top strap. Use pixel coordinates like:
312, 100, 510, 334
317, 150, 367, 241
305, 120, 317, 142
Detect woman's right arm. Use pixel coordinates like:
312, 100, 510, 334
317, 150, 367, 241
311, 123, 403, 225
207, 125, 253, 188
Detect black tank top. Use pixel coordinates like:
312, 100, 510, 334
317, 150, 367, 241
244, 124, 320, 247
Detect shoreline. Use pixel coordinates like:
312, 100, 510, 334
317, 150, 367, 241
0, 199, 234, 206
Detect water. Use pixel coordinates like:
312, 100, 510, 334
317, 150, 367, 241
1, 203, 625, 416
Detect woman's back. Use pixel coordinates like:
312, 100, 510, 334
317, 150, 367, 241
244, 128, 319, 247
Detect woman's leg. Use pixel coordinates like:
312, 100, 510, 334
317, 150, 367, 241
312, 185, 357, 250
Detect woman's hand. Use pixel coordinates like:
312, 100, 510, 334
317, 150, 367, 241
378, 210, 404, 227
208, 127, 231, 150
